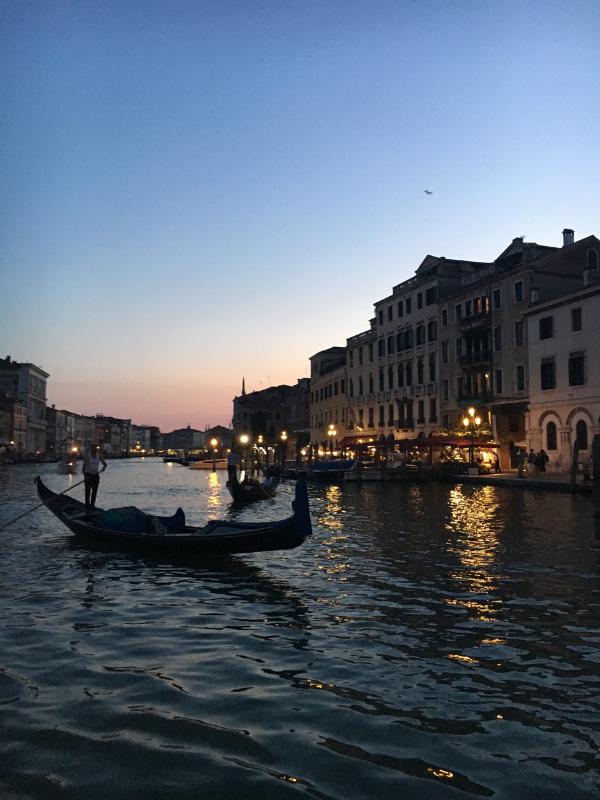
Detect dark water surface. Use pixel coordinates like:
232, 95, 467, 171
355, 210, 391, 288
1, 459, 599, 799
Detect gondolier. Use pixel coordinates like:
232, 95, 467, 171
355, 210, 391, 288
227, 448, 239, 480
82, 444, 107, 511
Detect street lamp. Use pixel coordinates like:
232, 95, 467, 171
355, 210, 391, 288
280, 430, 288, 470
239, 433, 250, 473
210, 437, 218, 471
462, 407, 482, 465
327, 423, 337, 455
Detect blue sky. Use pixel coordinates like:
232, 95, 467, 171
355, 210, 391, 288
1, 0, 599, 429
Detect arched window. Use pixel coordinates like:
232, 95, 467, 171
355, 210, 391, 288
546, 421, 557, 451
576, 419, 588, 450
587, 249, 599, 270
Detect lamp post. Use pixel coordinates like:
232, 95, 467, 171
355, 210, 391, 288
462, 407, 482, 465
257, 435, 263, 475
239, 433, 249, 475
210, 437, 218, 471
327, 423, 337, 456
280, 430, 288, 471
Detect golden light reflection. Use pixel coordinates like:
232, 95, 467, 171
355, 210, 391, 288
207, 471, 222, 512
445, 485, 503, 598
427, 767, 455, 780
320, 484, 344, 532
447, 653, 479, 665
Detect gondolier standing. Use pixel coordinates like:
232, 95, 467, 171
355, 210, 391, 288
82, 444, 107, 511
227, 448, 239, 481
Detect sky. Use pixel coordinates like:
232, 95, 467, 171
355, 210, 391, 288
1, 0, 599, 431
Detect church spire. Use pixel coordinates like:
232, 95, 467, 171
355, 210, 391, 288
241, 377, 246, 396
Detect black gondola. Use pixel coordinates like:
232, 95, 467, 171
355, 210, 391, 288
226, 474, 279, 505
35, 476, 311, 555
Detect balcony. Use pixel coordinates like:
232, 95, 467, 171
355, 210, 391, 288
458, 351, 492, 367
459, 310, 491, 333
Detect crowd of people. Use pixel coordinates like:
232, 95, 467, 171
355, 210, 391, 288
517, 447, 549, 478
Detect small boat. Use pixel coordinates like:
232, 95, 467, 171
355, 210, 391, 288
57, 458, 79, 475
189, 458, 227, 470
35, 476, 311, 555
227, 474, 279, 505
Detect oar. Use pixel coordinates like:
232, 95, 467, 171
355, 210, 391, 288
0, 477, 86, 531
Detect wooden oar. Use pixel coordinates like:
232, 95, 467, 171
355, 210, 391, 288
0, 477, 86, 531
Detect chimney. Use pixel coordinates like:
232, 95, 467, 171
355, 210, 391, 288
562, 228, 574, 247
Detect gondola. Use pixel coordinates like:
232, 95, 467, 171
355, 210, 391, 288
226, 474, 279, 505
35, 476, 311, 555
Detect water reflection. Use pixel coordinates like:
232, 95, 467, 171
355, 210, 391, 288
445, 485, 503, 603
207, 471, 223, 515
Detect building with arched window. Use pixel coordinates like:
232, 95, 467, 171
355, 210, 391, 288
526, 282, 600, 471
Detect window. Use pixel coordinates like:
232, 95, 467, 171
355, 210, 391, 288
441, 341, 449, 364
441, 308, 448, 326
456, 376, 463, 399
509, 415, 520, 433
358, 408, 364, 426
368, 343, 373, 362
417, 359, 424, 384
425, 286, 437, 305
493, 326, 502, 352
455, 303, 462, 321
571, 308, 582, 332
587, 249, 599, 270
576, 420, 588, 449
358, 376, 364, 395
428, 321, 437, 342
358, 347, 363, 366
455, 337, 463, 358
416, 325, 425, 345
514, 320, 524, 347
397, 300, 404, 317
340, 379, 345, 394
405, 297, 412, 314
387, 305, 393, 321
334, 382, 338, 396
388, 404, 394, 426
417, 292, 423, 309
443, 414, 450, 430
546, 421, 557, 451
388, 366, 394, 390
515, 364, 525, 392
429, 356, 436, 382
378, 406, 385, 426
378, 309, 383, 324
465, 299, 472, 317
349, 349, 354, 367
378, 338, 385, 357
387, 335, 395, 354
417, 400, 425, 423
492, 288, 501, 309
514, 281, 524, 302
495, 369, 503, 394
539, 317, 553, 340
397, 363, 404, 388
429, 398, 437, 422
442, 380, 448, 401
541, 358, 556, 390
349, 379, 354, 397
369, 373, 374, 393
368, 408, 374, 428
569, 352, 585, 386
378, 369, 384, 391
405, 361, 413, 386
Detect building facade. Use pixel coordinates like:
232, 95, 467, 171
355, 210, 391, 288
309, 346, 347, 452
526, 279, 600, 472
0, 356, 49, 454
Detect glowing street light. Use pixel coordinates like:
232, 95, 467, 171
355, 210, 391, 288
327, 423, 337, 455
462, 408, 481, 465
210, 437, 218, 471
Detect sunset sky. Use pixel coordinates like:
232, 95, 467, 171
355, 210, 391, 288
2, 1, 599, 431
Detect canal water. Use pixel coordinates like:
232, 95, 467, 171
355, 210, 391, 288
0, 459, 598, 799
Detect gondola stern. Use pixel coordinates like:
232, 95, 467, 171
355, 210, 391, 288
292, 478, 312, 537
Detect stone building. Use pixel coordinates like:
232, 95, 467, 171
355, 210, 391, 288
0, 356, 49, 454
439, 230, 598, 468
232, 378, 310, 454
309, 346, 347, 453
162, 425, 204, 453
95, 415, 133, 456
0, 394, 27, 454
526, 275, 600, 472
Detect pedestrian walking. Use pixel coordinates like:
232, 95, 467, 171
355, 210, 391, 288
528, 448, 537, 476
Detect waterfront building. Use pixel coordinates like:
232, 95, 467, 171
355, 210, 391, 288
439, 229, 598, 468
346, 256, 486, 447
0, 394, 27, 455
162, 425, 204, 453
204, 425, 233, 453
309, 347, 347, 453
526, 273, 600, 472
232, 377, 310, 455
46, 406, 78, 457
0, 356, 49, 455
95, 414, 133, 456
